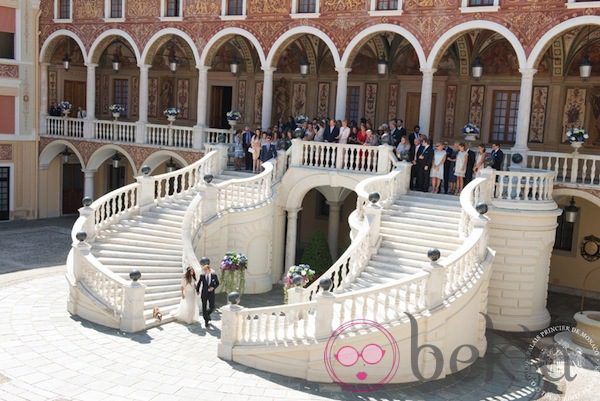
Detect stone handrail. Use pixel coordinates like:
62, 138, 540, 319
46, 116, 84, 138
289, 139, 393, 174
214, 162, 274, 213
204, 128, 235, 144
490, 168, 556, 210
146, 123, 194, 148
94, 120, 137, 143
527, 151, 600, 188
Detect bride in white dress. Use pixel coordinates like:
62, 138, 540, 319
174, 266, 200, 324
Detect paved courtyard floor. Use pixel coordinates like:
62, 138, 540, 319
0, 218, 599, 401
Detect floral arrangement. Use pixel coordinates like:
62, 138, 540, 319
109, 104, 125, 113
220, 252, 248, 296
566, 127, 589, 143
462, 123, 480, 136
294, 114, 309, 125
163, 107, 181, 117
226, 110, 241, 121
220, 252, 248, 271
283, 264, 315, 289
59, 101, 72, 112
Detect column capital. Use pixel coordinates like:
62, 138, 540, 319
335, 67, 352, 74
85, 63, 98, 68
519, 68, 537, 78
325, 200, 342, 209
420, 67, 437, 76
286, 207, 302, 217
261, 66, 277, 74
137, 64, 151, 70
81, 169, 97, 175
196, 65, 212, 73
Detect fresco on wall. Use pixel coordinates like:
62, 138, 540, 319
444, 85, 457, 138
273, 78, 290, 123
364, 83, 378, 123
148, 78, 158, 118
529, 87, 548, 143
563, 88, 587, 137
292, 82, 307, 116
469, 85, 485, 129
238, 80, 247, 121
176, 79, 190, 120
388, 84, 399, 121
478, 40, 519, 76
317, 82, 330, 119
589, 88, 600, 145
254, 82, 263, 125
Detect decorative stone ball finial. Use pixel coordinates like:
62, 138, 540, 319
129, 270, 141, 282
141, 165, 151, 176
484, 155, 494, 168
319, 277, 332, 292
292, 274, 303, 287
82, 197, 93, 207
511, 153, 523, 165
218, 133, 226, 143
200, 257, 210, 266
475, 202, 489, 215
75, 231, 87, 242
203, 174, 214, 184
228, 291, 240, 305
427, 248, 441, 262
368, 192, 381, 204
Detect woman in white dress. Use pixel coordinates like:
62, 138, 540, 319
338, 119, 350, 144
473, 144, 486, 177
430, 142, 447, 193
174, 266, 199, 324
454, 142, 468, 194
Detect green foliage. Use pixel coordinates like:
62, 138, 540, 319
300, 231, 332, 278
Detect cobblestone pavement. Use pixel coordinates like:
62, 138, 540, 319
1, 266, 599, 401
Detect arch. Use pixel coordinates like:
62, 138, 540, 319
199, 27, 266, 67
265, 26, 341, 69
87, 144, 136, 172
87, 28, 141, 65
554, 188, 600, 210
141, 28, 201, 67
341, 24, 426, 70
40, 29, 88, 64
39, 140, 86, 168
140, 150, 189, 175
528, 16, 600, 69
427, 20, 527, 71
283, 172, 361, 210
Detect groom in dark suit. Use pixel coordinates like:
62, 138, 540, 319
196, 257, 220, 328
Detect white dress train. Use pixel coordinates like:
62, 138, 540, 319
174, 278, 200, 324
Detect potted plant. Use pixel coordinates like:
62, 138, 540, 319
294, 114, 309, 127
164, 107, 180, 123
566, 127, 589, 153
109, 104, 125, 120
226, 110, 241, 127
220, 251, 248, 296
462, 123, 480, 142
59, 101, 72, 117
283, 264, 315, 303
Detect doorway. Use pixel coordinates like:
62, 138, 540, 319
62, 163, 83, 215
0, 166, 9, 220
63, 81, 86, 113
405, 92, 437, 141
107, 165, 125, 192
210, 86, 233, 128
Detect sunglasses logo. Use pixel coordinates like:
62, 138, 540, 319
335, 344, 386, 367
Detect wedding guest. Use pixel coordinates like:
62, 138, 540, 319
491, 142, 504, 170
242, 126, 253, 170
473, 144, 486, 177
416, 137, 434, 192
233, 130, 245, 171
251, 131, 261, 173
260, 135, 278, 162
430, 142, 447, 194
395, 135, 410, 160
454, 142, 468, 194
196, 258, 219, 328
443, 142, 456, 194
323, 119, 339, 143
464, 145, 476, 185
356, 123, 368, 144
338, 119, 350, 144
410, 137, 422, 190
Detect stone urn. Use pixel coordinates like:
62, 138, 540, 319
570, 141, 583, 153
112, 112, 120, 120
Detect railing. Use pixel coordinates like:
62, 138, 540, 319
93, 183, 139, 233
146, 123, 194, 148
94, 120, 136, 143
78, 255, 127, 316
527, 151, 600, 188
290, 139, 393, 174
215, 163, 273, 213
46, 116, 84, 138
204, 128, 235, 144
489, 168, 556, 210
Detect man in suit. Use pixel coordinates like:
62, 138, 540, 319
464, 146, 476, 185
196, 257, 220, 328
242, 126, 253, 170
323, 119, 340, 143
410, 137, 422, 190
491, 142, 504, 170
408, 125, 421, 157
389, 121, 401, 147
443, 142, 454, 194
260, 135, 278, 162
417, 137, 434, 192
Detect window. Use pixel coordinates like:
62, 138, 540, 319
291, 0, 320, 17
166, 0, 180, 17
227, 0, 243, 15
460, 0, 499, 12
0, 7, 15, 59
566, 0, 600, 8
113, 79, 128, 117
107, 0, 123, 19
221, 0, 246, 19
346, 86, 360, 124
490, 90, 519, 144
376, 0, 398, 10
57, 0, 71, 20
554, 212, 575, 252
369, 0, 402, 14
0, 166, 9, 221
160, 0, 183, 19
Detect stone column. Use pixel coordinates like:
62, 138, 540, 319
39, 62, 49, 134
195, 66, 211, 149
261, 66, 276, 130
334, 67, 351, 120
326, 201, 342, 260
513, 68, 537, 154
418, 68, 437, 137
85, 64, 97, 120
82, 169, 96, 200
135, 64, 150, 144
284, 208, 301, 270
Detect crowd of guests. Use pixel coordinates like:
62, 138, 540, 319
229, 116, 505, 194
